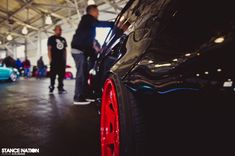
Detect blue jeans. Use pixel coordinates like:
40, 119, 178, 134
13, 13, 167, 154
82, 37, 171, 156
72, 51, 88, 101
38, 67, 45, 78
24, 68, 30, 77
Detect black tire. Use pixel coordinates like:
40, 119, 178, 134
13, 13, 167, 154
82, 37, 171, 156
104, 74, 145, 156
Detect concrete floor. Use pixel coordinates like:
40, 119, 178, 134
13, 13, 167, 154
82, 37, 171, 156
0, 78, 100, 156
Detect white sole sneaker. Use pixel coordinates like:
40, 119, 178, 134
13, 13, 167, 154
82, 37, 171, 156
73, 101, 91, 105
86, 98, 96, 102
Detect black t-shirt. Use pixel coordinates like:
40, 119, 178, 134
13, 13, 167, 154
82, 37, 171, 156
47, 35, 67, 65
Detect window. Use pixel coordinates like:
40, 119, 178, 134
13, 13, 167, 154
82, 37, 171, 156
96, 28, 111, 46
16, 46, 25, 58
0, 51, 6, 59
41, 39, 48, 55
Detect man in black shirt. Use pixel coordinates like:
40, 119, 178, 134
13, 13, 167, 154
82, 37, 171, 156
48, 25, 67, 94
71, 5, 114, 105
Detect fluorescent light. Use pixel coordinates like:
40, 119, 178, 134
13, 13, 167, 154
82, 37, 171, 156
217, 69, 222, 72
154, 63, 171, 68
205, 71, 209, 75
7, 34, 13, 41
88, 0, 95, 5
45, 15, 52, 25
196, 74, 200, 77
173, 58, 178, 62
22, 26, 28, 35
214, 37, 224, 44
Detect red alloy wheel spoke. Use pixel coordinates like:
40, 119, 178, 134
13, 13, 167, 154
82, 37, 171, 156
106, 104, 116, 123
101, 79, 120, 156
105, 132, 115, 144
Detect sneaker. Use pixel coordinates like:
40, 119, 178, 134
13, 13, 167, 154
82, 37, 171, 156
58, 88, 67, 94
86, 98, 96, 102
73, 97, 91, 105
49, 86, 54, 94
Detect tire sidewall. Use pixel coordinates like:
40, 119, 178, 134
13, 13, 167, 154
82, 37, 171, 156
108, 74, 137, 156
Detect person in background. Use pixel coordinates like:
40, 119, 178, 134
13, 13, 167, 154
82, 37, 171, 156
15, 58, 23, 76
48, 25, 67, 94
71, 5, 114, 105
22, 57, 31, 78
2, 56, 16, 68
37, 56, 45, 78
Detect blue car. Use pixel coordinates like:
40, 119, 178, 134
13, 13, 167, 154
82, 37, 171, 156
0, 64, 19, 82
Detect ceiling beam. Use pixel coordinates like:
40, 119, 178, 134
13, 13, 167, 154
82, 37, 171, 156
31, 2, 76, 9
100, 10, 117, 15
0, 0, 33, 26
103, 0, 122, 12
0, 9, 39, 31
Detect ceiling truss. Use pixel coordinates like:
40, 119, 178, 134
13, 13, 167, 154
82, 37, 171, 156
0, 0, 127, 46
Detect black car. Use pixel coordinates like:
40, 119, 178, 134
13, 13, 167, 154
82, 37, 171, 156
95, 0, 235, 156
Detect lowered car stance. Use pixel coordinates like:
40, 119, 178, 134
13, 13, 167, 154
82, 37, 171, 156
0, 64, 19, 82
89, 0, 235, 155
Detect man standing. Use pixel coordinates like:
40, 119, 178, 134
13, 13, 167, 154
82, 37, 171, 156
71, 5, 114, 105
23, 57, 31, 78
37, 56, 45, 78
48, 25, 67, 94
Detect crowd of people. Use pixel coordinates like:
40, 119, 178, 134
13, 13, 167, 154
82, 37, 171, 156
1, 55, 47, 78
1, 5, 114, 105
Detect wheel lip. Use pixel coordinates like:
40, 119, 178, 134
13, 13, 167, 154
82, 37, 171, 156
101, 79, 120, 156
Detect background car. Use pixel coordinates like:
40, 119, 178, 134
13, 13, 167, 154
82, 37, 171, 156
0, 64, 19, 82
98, 0, 235, 156
64, 65, 74, 79
45, 65, 74, 79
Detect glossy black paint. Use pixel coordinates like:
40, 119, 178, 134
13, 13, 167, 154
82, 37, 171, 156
99, 1, 235, 154
110, 0, 235, 98
92, 0, 235, 105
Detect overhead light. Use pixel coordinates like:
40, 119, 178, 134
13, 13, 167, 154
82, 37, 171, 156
148, 60, 154, 64
22, 26, 28, 35
185, 53, 191, 57
217, 68, 222, 72
214, 37, 224, 44
205, 71, 209, 75
173, 58, 178, 62
88, 0, 95, 5
45, 15, 52, 25
197, 53, 200, 56
154, 63, 171, 68
7, 34, 13, 41
196, 74, 200, 77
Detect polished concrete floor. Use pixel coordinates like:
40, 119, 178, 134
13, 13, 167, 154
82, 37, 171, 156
0, 78, 100, 156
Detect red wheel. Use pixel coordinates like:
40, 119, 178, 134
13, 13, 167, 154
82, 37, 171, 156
101, 79, 120, 156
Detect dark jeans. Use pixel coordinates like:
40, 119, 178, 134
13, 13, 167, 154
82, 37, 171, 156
72, 53, 88, 101
50, 64, 65, 90
38, 67, 46, 78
